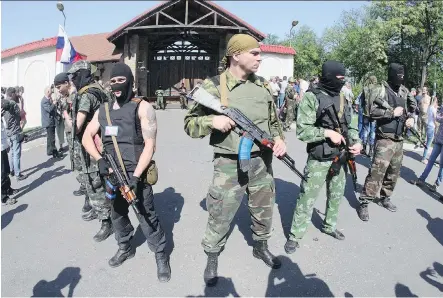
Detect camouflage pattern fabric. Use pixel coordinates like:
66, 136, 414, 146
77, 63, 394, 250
284, 85, 296, 129
180, 95, 188, 109
68, 60, 93, 74
202, 153, 275, 253
288, 157, 346, 241
155, 89, 164, 109
359, 138, 403, 203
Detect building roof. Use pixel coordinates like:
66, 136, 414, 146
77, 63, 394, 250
260, 44, 296, 55
1, 33, 120, 62
107, 0, 266, 42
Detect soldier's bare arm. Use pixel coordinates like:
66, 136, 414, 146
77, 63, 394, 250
82, 110, 102, 162
133, 101, 156, 178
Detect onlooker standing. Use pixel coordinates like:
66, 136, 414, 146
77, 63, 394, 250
2, 88, 27, 181
269, 77, 280, 106
422, 96, 439, 163
1, 114, 17, 205
418, 86, 431, 142
278, 76, 288, 108
41, 86, 61, 159
55, 90, 65, 152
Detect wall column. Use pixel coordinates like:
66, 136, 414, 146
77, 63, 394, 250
122, 34, 139, 89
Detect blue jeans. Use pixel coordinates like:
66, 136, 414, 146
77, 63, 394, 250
278, 93, 285, 108
419, 142, 443, 186
422, 126, 435, 160
8, 133, 22, 176
362, 117, 376, 145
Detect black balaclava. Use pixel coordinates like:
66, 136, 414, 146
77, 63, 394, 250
71, 69, 93, 91
318, 61, 346, 96
387, 63, 404, 92
110, 62, 134, 106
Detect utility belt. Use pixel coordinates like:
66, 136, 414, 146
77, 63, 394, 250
214, 151, 264, 160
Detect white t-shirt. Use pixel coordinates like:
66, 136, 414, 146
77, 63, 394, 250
269, 82, 280, 96
427, 106, 437, 128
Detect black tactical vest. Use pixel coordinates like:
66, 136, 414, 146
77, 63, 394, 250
98, 98, 144, 175
307, 88, 351, 161
377, 85, 406, 135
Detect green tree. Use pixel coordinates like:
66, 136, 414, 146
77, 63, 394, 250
261, 33, 281, 45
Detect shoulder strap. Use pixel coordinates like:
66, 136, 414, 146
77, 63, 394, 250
104, 102, 130, 181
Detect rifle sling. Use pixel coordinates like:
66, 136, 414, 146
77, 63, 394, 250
220, 72, 229, 107
104, 102, 130, 182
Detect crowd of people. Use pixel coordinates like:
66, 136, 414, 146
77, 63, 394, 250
1, 32, 440, 289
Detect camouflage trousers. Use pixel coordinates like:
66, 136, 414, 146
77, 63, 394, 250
156, 97, 164, 109
359, 138, 403, 203
202, 153, 275, 253
284, 101, 295, 129
289, 157, 346, 241
73, 139, 111, 220
180, 95, 188, 109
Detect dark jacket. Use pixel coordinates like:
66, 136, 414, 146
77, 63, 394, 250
41, 96, 56, 128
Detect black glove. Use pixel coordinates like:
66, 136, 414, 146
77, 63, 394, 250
98, 158, 110, 177
129, 175, 140, 194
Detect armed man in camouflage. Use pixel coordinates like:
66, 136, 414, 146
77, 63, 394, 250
357, 63, 415, 221
283, 77, 297, 131
68, 61, 113, 242
155, 86, 164, 110
284, 61, 362, 254
184, 34, 287, 287
54, 72, 92, 214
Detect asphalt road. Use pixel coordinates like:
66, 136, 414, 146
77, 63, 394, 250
2, 109, 442, 297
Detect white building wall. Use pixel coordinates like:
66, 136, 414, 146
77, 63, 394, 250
256, 53, 294, 81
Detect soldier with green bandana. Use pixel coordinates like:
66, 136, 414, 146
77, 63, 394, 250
184, 34, 287, 287
284, 61, 362, 255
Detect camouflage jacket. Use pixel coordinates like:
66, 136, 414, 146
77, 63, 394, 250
285, 85, 296, 104
184, 70, 284, 153
296, 91, 360, 145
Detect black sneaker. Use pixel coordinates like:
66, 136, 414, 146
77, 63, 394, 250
357, 203, 369, 221
16, 174, 28, 181
378, 197, 397, 212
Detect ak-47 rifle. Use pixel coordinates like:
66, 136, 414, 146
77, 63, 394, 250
70, 93, 79, 171
324, 104, 358, 190
103, 151, 140, 214
186, 85, 306, 182
397, 110, 427, 149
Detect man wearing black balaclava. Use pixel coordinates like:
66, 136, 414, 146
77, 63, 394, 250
67, 60, 113, 243
82, 62, 171, 282
284, 61, 362, 254
357, 63, 416, 221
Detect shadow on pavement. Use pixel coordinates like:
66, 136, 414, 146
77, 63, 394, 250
394, 283, 418, 297
13, 166, 71, 201
407, 179, 443, 203
420, 262, 443, 292
265, 255, 333, 297
274, 178, 300, 239
186, 277, 240, 297
1, 203, 28, 230
21, 155, 66, 178
24, 127, 46, 143
133, 187, 184, 256
417, 209, 443, 246
403, 150, 425, 163
31, 267, 81, 297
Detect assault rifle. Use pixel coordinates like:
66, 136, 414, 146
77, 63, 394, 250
397, 111, 427, 149
103, 151, 140, 214
324, 104, 358, 190
186, 86, 306, 182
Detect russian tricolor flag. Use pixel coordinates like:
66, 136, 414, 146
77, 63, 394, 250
56, 25, 84, 64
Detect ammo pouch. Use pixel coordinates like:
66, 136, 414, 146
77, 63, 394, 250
307, 140, 340, 161
146, 160, 158, 185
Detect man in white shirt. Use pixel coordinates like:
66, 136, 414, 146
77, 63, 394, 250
278, 76, 288, 108
269, 77, 280, 106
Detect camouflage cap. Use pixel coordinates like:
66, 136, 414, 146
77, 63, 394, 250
67, 60, 97, 74
288, 77, 296, 83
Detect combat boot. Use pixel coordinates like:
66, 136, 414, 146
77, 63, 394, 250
82, 209, 98, 221
93, 219, 113, 242
284, 239, 299, 254
82, 196, 92, 213
253, 240, 281, 269
378, 197, 397, 212
73, 185, 86, 196
321, 229, 345, 240
109, 243, 135, 268
155, 251, 171, 283
357, 203, 369, 221
204, 252, 219, 286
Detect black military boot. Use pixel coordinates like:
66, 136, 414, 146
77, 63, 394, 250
357, 203, 369, 221
155, 251, 171, 283
253, 240, 281, 269
360, 143, 367, 155
368, 145, 374, 157
82, 209, 98, 221
284, 239, 299, 254
322, 229, 345, 240
109, 243, 135, 268
204, 252, 219, 286
73, 185, 86, 196
93, 219, 113, 242
378, 197, 397, 212
82, 196, 92, 213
